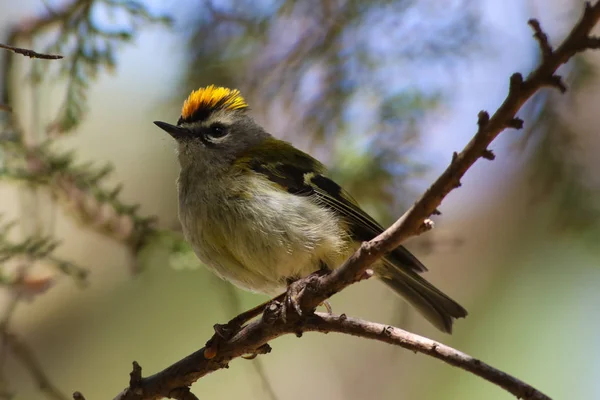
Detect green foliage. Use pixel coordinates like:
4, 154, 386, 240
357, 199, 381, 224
0, 0, 171, 272
0, 138, 156, 254
35, 0, 171, 134
0, 216, 87, 283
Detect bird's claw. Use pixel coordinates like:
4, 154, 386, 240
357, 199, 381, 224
285, 278, 305, 320
282, 270, 326, 321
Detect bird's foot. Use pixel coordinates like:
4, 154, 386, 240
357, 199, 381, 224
284, 278, 305, 320
282, 270, 326, 322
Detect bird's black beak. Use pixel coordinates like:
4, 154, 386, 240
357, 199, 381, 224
153, 121, 191, 140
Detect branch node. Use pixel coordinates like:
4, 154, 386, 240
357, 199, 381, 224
477, 111, 490, 130
508, 118, 524, 130
73, 392, 86, 400
451, 151, 459, 164
509, 73, 524, 93
241, 344, 272, 359
548, 74, 567, 93
359, 240, 374, 256
528, 19, 553, 59
418, 219, 434, 234
212, 322, 238, 342
257, 343, 272, 354
482, 149, 495, 161
129, 361, 142, 389
263, 300, 283, 325
432, 208, 442, 216
382, 326, 394, 337
203, 346, 217, 360
357, 268, 374, 282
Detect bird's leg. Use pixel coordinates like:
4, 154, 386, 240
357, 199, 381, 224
317, 260, 331, 275
316, 261, 333, 314
284, 276, 305, 319
322, 300, 333, 314
283, 262, 332, 321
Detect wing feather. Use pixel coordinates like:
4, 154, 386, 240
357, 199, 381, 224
240, 140, 426, 273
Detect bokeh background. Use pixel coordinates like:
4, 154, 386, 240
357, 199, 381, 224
1, 0, 600, 399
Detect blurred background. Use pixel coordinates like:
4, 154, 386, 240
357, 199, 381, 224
1, 0, 599, 399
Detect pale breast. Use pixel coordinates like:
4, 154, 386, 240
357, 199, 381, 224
178, 173, 352, 294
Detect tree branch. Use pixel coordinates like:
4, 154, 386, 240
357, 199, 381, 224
0, 43, 62, 60
112, 310, 550, 400
307, 314, 546, 400
106, 3, 600, 400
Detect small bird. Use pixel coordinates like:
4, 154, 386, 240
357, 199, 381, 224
154, 85, 467, 333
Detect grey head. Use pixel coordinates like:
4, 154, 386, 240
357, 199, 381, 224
153, 86, 270, 174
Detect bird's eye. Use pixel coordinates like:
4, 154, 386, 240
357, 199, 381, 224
207, 124, 228, 139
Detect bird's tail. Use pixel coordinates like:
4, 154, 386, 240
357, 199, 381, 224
377, 258, 467, 333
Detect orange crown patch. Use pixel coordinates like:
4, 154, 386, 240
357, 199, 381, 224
180, 85, 248, 122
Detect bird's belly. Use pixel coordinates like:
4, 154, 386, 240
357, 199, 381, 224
179, 186, 352, 294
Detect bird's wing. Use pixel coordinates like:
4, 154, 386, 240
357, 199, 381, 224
239, 139, 426, 273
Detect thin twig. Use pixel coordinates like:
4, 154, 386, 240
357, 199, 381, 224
299, 0, 600, 310
307, 313, 546, 400
3, 331, 69, 400
528, 19, 553, 60
0, 265, 31, 372
0, 43, 62, 60
0, 270, 67, 400
109, 3, 600, 400
0, 293, 21, 367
